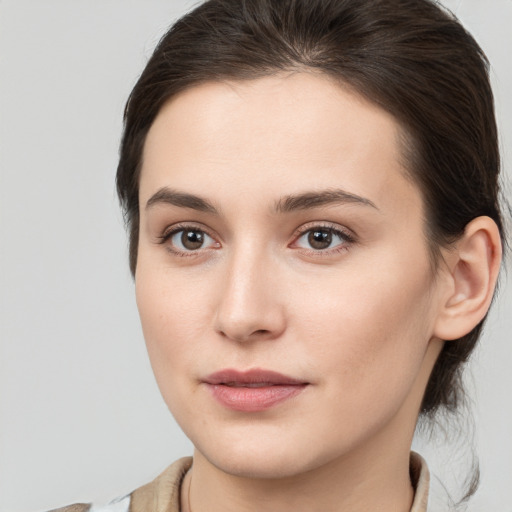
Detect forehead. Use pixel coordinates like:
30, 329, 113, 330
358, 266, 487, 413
140, 72, 420, 217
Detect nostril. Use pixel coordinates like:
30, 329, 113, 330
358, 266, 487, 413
217, 328, 272, 342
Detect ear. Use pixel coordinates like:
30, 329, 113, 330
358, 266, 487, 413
434, 216, 502, 341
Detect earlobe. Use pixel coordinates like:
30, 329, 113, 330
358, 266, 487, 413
434, 216, 502, 341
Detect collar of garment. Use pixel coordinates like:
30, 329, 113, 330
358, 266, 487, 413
51, 452, 429, 512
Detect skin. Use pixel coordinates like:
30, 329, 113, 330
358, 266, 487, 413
135, 72, 476, 512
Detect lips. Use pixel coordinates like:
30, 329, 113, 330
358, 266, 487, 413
203, 369, 308, 412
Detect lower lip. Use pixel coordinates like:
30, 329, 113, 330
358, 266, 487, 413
205, 384, 307, 412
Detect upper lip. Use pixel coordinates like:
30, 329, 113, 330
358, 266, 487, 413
203, 368, 308, 386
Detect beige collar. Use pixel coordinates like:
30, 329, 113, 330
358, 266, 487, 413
410, 451, 430, 511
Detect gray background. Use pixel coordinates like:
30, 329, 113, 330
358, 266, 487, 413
0, 1, 510, 511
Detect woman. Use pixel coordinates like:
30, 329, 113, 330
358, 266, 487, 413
51, 0, 505, 510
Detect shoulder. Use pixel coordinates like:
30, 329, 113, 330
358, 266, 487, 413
46, 457, 192, 512
48, 506, 91, 512
47, 494, 130, 512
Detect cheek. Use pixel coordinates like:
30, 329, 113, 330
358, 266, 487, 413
135, 262, 212, 390
293, 256, 436, 401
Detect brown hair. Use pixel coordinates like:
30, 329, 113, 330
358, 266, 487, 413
116, 0, 505, 418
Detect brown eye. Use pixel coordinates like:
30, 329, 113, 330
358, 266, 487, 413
167, 228, 217, 252
293, 226, 352, 253
181, 230, 205, 250
307, 230, 332, 250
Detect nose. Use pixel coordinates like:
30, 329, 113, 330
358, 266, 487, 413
214, 249, 286, 343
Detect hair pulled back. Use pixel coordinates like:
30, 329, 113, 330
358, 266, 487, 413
116, 0, 505, 417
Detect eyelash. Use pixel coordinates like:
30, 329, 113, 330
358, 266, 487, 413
156, 222, 356, 257
157, 223, 220, 257
290, 222, 356, 256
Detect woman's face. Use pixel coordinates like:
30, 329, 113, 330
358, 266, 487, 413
136, 73, 445, 478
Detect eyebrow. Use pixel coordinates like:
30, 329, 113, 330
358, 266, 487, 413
275, 189, 378, 213
145, 187, 378, 214
145, 187, 218, 213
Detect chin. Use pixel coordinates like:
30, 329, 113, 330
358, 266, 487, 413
189, 423, 343, 480
203, 446, 318, 480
